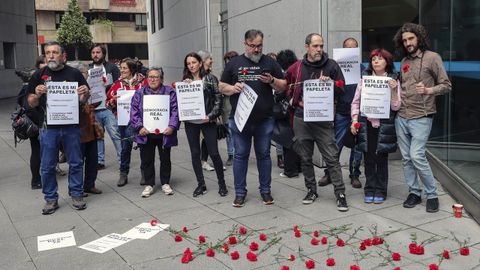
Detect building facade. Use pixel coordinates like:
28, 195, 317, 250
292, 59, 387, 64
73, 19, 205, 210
36, 0, 148, 65
0, 0, 37, 98
147, 0, 480, 223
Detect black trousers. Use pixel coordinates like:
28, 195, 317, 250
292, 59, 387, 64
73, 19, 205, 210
185, 122, 225, 187
30, 137, 41, 185
283, 146, 301, 177
364, 122, 389, 198
140, 136, 171, 186
81, 139, 98, 191
201, 139, 208, 161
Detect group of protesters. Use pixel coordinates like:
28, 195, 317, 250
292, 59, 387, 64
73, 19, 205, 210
17, 22, 451, 215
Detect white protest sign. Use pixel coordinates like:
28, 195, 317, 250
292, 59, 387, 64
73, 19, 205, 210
143, 95, 170, 133
360, 76, 391, 119
303, 79, 334, 122
87, 67, 106, 104
117, 90, 135, 126
175, 80, 206, 121
46, 81, 79, 125
122, 222, 170, 240
78, 233, 134, 254
234, 83, 258, 132
333, 48, 361, 85
37, 231, 76, 252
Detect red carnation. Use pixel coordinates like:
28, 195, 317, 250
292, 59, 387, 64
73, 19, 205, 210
239, 226, 247, 235
281, 266, 290, 270
293, 225, 299, 231
181, 248, 192, 263
249, 241, 259, 251
174, 234, 182, 242
259, 233, 267, 241
359, 243, 366, 251
182, 226, 188, 233
246, 251, 257, 262
294, 230, 301, 238
409, 243, 417, 254
392, 252, 401, 261
313, 231, 319, 237
335, 79, 344, 88
443, 250, 450, 259
354, 122, 361, 129
288, 254, 295, 261
372, 237, 383, 245
415, 246, 424, 255
336, 238, 345, 247
460, 247, 470, 256
206, 248, 215, 257
228, 236, 237, 245
171, 82, 176, 89
402, 64, 410, 73
350, 265, 361, 270
199, 235, 206, 244
321, 236, 328, 245
41, 75, 50, 81
181, 254, 190, 264
102, 76, 107, 83
311, 238, 320, 246
150, 219, 158, 226
222, 243, 229, 253
154, 128, 160, 135
326, 258, 335, 266
230, 250, 240, 260
394, 268, 402, 270
429, 263, 439, 270
363, 238, 372, 246
305, 259, 315, 269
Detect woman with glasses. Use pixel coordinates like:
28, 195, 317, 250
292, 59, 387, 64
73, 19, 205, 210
182, 52, 227, 197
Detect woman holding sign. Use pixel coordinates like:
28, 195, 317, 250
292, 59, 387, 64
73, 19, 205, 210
350, 49, 401, 204
106, 58, 147, 187
181, 52, 227, 197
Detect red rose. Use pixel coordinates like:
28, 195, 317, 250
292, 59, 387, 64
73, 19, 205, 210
429, 263, 439, 270
246, 251, 257, 262
305, 259, 315, 269
354, 122, 361, 129
359, 243, 366, 251
402, 64, 410, 73
313, 231, 319, 237
326, 258, 335, 266
288, 254, 295, 261
294, 230, 301, 238
199, 235, 206, 244
350, 265, 361, 270
230, 250, 240, 260
392, 252, 401, 261
443, 250, 450, 259
154, 128, 160, 135
206, 248, 215, 257
259, 233, 267, 241
311, 238, 319, 246
182, 226, 188, 233
409, 243, 417, 254
460, 247, 470, 256
321, 236, 328, 245
249, 241, 259, 251
363, 238, 372, 246
281, 266, 290, 270
239, 226, 247, 235
228, 236, 237, 245
171, 82, 176, 89
415, 246, 424, 255
150, 219, 158, 226
335, 79, 344, 88
222, 243, 229, 253
336, 239, 345, 247
174, 234, 182, 242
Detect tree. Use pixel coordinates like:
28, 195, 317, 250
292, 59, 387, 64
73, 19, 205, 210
57, 0, 92, 60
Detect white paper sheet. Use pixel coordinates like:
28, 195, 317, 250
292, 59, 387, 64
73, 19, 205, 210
333, 48, 361, 85
117, 90, 135, 126
142, 95, 170, 133
78, 233, 134, 254
360, 76, 392, 119
122, 222, 170, 240
37, 231, 76, 252
234, 83, 258, 132
87, 67, 107, 105
303, 79, 334, 122
46, 81, 79, 125
175, 80, 206, 121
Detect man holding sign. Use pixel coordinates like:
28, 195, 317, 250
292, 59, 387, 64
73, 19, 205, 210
28, 41, 90, 214
285, 33, 348, 211
220, 29, 286, 207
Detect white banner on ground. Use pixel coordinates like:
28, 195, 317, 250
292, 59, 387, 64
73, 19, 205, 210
360, 76, 391, 119
234, 83, 258, 132
333, 48, 361, 85
175, 80, 206, 121
46, 81, 79, 125
37, 231, 76, 252
143, 95, 170, 133
122, 222, 170, 240
303, 79, 334, 122
87, 67, 106, 104
117, 90, 135, 126
78, 233, 134, 254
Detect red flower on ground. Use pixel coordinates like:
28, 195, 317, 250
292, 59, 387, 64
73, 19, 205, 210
181, 248, 192, 264
246, 251, 257, 262
350, 265, 361, 270
394, 268, 402, 270
239, 226, 247, 235
174, 234, 182, 242
259, 233, 267, 241
181, 254, 190, 264
294, 230, 301, 238
363, 238, 372, 246
171, 82, 176, 89
354, 122, 361, 129
415, 246, 424, 255
460, 247, 470, 256
372, 237, 383, 245
288, 254, 295, 261
293, 225, 299, 231
206, 248, 215, 257
305, 259, 315, 269
429, 263, 439, 270
228, 236, 237, 245
335, 79, 344, 88
182, 226, 188, 233
321, 236, 328, 245
336, 238, 345, 247
249, 241, 259, 251
392, 252, 401, 261
409, 243, 417, 254
230, 250, 240, 260
311, 238, 320, 246
326, 258, 336, 266
402, 64, 410, 73
154, 128, 160, 135
41, 75, 49, 81
359, 242, 366, 251
222, 243, 229, 253
443, 250, 450, 259
199, 235, 206, 244
281, 266, 290, 270
150, 219, 158, 226
313, 231, 319, 237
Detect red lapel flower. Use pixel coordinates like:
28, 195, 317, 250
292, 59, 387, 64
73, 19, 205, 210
182, 226, 188, 233
288, 254, 295, 261
311, 238, 319, 246
326, 258, 335, 266
228, 236, 237, 245
313, 231, 319, 237
429, 264, 439, 270
150, 219, 158, 226
350, 265, 361, 270
171, 82, 176, 89
230, 250, 240, 260
335, 79, 344, 88
321, 236, 328, 245
259, 233, 267, 241
354, 122, 361, 129
154, 128, 160, 135
246, 251, 257, 261
392, 252, 401, 261
199, 235, 206, 244
336, 238, 345, 247
239, 226, 247, 235
402, 64, 410, 73
281, 266, 290, 270
222, 243, 229, 253
305, 259, 315, 269
443, 250, 450, 259
249, 241, 259, 251
460, 247, 470, 256
206, 248, 215, 257
174, 234, 182, 242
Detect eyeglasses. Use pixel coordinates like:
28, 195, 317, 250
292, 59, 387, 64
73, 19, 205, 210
148, 76, 163, 80
245, 43, 263, 49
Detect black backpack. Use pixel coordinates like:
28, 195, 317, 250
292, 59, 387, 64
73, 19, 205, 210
11, 106, 39, 145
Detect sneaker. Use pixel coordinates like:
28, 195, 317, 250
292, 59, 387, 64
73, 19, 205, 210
161, 184, 174, 195
84, 187, 102, 194
261, 193, 274, 205
202, 162, 215, 171
232, 196, 246, 207
42, 200, 59, 215
373, 196, 385, 204
226, 155, 233, 166
426, 198, 439, 213
336, 193, 349, 212
318, 174, 332, 186
72, 197, 87, 210
218, 186, 228, 197
31, 182, 42, 190
193, 185, 207, 197
223, 166, 227, 171
141, 185, 154, 198
280, 172, 299, 178
350, 176, 362, 189
117, 171, 128, 187
302, 190, 318, 204
364, 196, 374, 204
403, 193, 422, 208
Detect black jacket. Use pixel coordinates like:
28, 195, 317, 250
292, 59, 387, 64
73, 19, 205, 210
203, 73, 223, 121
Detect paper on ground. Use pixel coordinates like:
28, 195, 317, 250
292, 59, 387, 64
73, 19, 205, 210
122, 222, 170, 239
37, 231, 76, 252
78, 233, 134, 254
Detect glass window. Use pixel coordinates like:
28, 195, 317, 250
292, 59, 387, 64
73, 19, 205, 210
3, 42, 16, 69
55, 12, 64, 29
151, 0, 156, 33
135, 14, 147, 31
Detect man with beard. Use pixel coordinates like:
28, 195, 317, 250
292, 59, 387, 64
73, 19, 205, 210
220, 29, 286, 207
89, 44, 121, 171
284, 33, 349, 211
27, 41, 90, 214
393, 23, 451, 213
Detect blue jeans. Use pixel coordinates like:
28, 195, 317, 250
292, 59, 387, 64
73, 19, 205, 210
226, 127, 234, 156
118, 126, 133, 174
40, 126, 84, 201
334, 113, 363, 177
95, 109, 121, 165
229, 117, 275, 196
395, 116, 437, 199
